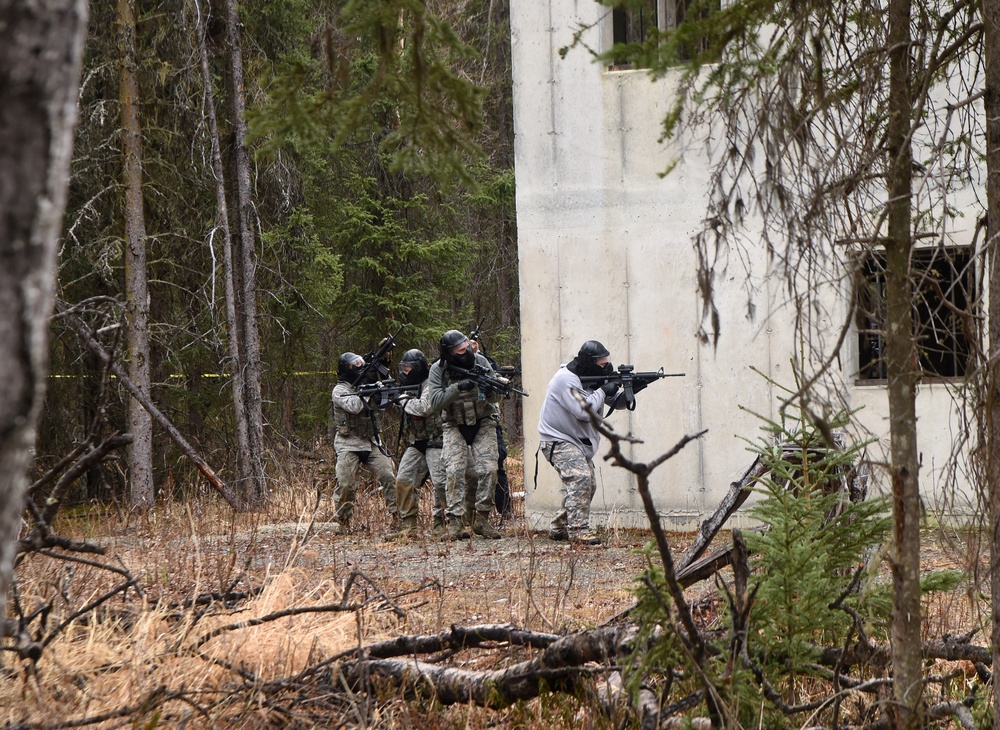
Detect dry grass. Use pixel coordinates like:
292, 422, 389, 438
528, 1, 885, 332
2, 450, 988, 728
3, 449, 654, 728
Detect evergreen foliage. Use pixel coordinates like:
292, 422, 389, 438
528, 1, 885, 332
742, 409, 889, 708
248, 0, 485, 189
42, 0, 518, 500
626, 409, 894, 726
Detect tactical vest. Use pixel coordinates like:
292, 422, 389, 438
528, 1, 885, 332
407, 413, 443, 448
333, 403, 374, 440
443, 389, 491, 426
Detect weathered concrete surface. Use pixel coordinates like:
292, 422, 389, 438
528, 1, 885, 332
511, 0, 980, 529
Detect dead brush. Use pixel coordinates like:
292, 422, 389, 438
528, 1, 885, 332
1, 569, 391, 726
3, 496, 420, 728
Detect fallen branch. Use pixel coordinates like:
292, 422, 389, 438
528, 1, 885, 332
58, 301, 239, 509
338, 624, 639, 708
679, 456, 765, 569
17, 433, 132, 560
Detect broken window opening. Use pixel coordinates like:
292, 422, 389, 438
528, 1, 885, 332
609, 0, 719, 70
856, 246, 976, 381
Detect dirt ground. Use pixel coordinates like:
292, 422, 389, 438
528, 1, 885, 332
5, 473, 987, 729
254, 515, 682, 633
85, 488, 701, 639
73, 480, 981, 644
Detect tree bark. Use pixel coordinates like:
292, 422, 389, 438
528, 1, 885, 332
340, 624, 639, 708
885, 0, 924, 725
222, 0, 266, 505
0, 0, 88, 632
195, 0, 254, 507
118, 0, 154, 510
981, 1, 1000, 727
62, 308, 240, 509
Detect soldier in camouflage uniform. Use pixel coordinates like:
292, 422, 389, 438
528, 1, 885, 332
537, 340, 622, 545
330, 352, 398, 534
427, 330, 502, 541
390, 349, 447, 539
469, 334, 512, 520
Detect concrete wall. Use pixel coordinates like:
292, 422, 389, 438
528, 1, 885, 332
510, 0, 980, 530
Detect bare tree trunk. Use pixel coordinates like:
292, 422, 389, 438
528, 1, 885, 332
195, 0, 254, 506
118, 0, 154, 510
62, 308, 240, 510
223, 0, 266, 505
886, 0, 923, 725
981, 1, 1000, 727
0, 0, 87, 632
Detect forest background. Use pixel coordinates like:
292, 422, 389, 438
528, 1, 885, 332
7, 0, 1000, 727
45, 0, 519, 509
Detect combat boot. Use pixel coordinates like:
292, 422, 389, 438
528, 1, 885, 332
473, 512, 501, 540
569, 531, 601, 545
431, 517, 446, 538
445, 522, 470, 541
388, 516, 418, 541
548, 526, 568, 541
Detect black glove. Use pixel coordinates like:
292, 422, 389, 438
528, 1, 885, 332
390, 391, 410, 405
600, 381, 620, 398
457, 379, 477, 392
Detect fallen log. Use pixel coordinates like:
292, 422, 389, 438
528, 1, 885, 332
338, 624, 640, 708
360, 623, 561, 659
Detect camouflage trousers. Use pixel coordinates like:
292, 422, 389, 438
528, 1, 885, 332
540, 441, 596, 534
395, 445, 446, 525
442, 419, 498, 522
334, 446, 397, 523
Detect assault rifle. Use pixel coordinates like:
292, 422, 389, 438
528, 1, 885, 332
468, 317, 488, 354
357, 324, 405, 384
357, 379, 421, 410
579, 364, 684, 415
446, 363, 529, 398
349, 325, 404, 456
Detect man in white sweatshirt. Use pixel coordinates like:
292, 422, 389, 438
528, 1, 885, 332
537, 340, 621, 545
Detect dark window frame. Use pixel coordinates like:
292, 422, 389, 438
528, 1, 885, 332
855, 245, 977, 382
608, 0, 718, 69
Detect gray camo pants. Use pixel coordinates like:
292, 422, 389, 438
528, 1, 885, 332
442, 419, 498, 522
395, 445, 446, 524
541, 440, 596, 534
334, 447, 397, 522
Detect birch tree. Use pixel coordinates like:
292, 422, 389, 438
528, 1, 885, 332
194, 0, 255, 510
223, 0, 266, 505
0, 0, 87, 630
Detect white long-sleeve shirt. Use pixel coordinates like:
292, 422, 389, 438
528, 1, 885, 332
537, 366, 608, 459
